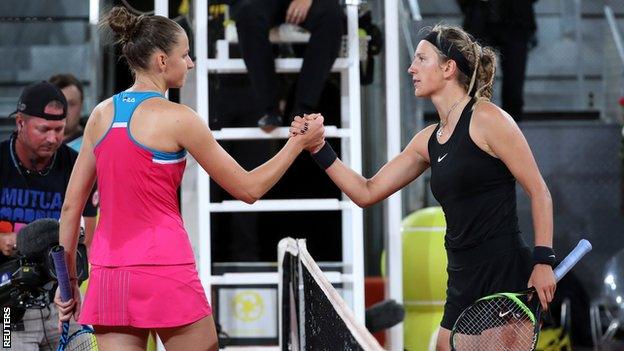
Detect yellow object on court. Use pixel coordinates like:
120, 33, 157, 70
535, 327, 572, 351
401, 207, 447, 351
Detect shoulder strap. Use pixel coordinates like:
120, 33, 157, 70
112, 92, 163, 124
456, 98, 477, 133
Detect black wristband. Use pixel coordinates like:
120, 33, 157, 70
533, 246, 556, 267
311, 142, 338, 170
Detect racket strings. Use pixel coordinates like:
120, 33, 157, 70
452, 296, 536, 350
64, 332, 98, 351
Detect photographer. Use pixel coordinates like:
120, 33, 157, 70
0, 81, 97, 350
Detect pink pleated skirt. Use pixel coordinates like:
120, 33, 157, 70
79, 264, 212, 328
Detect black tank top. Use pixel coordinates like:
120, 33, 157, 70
428, 99, 520, 251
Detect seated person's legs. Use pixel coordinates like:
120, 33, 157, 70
294, 0, 343, 118
232, 0, 286, 131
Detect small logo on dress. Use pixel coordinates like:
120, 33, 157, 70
122, 96, 136, 103
437, 153, 448, 162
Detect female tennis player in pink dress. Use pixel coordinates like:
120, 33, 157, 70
54, 6, 324, 351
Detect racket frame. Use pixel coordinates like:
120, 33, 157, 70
51, 245, 97, 351
449, 239, 592, 351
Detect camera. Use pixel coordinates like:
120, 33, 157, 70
0, 219, 89, 325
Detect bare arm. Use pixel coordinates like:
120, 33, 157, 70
321, 125, 435, 208
177, 108, 324, 203
473, 102, 555, 309
475, 103, 553, 248
59, 107, 99, 280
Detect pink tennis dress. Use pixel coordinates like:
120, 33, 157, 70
79, 91, 211, 327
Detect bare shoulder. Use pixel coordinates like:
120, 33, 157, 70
471, 100, 524, 157
96, 97, 114, 109
153, 102, 213, 150
91, 97, 113, 119
84, 97, 113, 142
153, 99, 201, 124
417, 123, 438, 140
406, 123, 438, 163
472, 100, 517, 132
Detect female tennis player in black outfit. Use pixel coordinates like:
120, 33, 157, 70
290, 24, 556, 350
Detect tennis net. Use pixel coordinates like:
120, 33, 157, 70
278, 238, 383, 351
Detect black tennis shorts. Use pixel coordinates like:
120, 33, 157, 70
440, 234, 533, 330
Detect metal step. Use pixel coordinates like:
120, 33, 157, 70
210, 272, 349, 285
212, 126, 350, 140
208, 199, 351, 212
207, 58, 351, 74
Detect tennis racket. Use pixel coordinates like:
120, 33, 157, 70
450, 239, 592, 351
51, 245, 98, 351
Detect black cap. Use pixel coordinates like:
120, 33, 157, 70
11, 81, 67, 120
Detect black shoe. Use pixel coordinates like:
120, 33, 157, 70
257, 113, 283, 133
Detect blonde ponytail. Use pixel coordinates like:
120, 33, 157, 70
426, 24, 497, 101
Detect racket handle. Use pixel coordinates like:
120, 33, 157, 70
554, 239, 592, 282
51, 245, 73, 302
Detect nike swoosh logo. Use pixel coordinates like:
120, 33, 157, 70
499, 310, 512, 318
437, 153, 448, 162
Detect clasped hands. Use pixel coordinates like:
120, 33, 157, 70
289, 113, 326, 153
